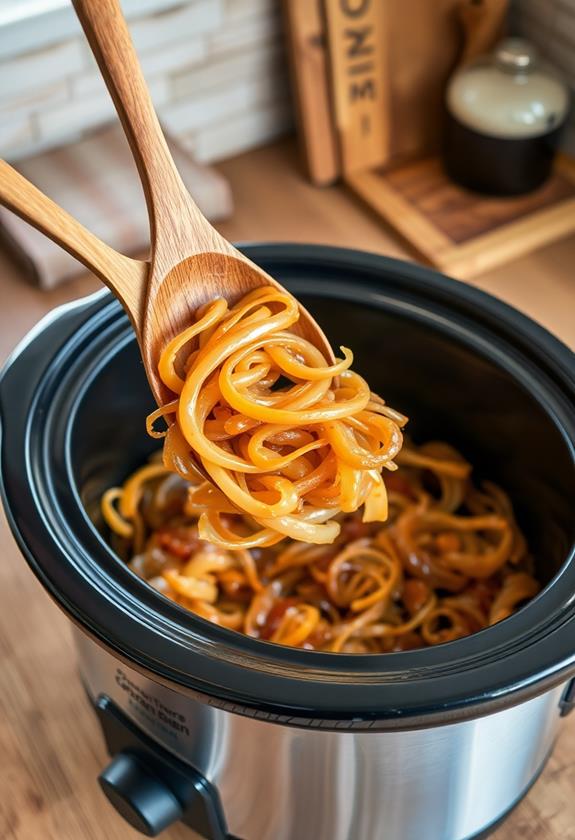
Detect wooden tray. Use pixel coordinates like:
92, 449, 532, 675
346, 155, 575, 278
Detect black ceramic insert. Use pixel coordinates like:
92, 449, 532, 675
1, 245, 574, 730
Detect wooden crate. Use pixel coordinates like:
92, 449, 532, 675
346, 155, 575, 278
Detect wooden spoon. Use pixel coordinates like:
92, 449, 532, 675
69, 0, 333, 406
0, 160, 148, 331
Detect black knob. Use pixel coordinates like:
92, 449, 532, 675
99, 751, 183, 836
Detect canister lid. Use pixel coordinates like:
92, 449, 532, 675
494, 38, 538, 72
447, 38, 570, 139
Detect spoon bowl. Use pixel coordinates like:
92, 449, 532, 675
142, 250, 333, 406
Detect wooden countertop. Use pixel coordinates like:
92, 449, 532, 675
0, 139, 574, 840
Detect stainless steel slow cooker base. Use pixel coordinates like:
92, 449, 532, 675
76, 630, 565, 840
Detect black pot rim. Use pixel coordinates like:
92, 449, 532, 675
1, 244, 575, 731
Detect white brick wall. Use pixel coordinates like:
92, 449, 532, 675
0, 0, 291, 163
512, 0, 575, 154
189, 99, 292, 163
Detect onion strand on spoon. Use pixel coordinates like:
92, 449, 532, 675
149, 287, 407, 547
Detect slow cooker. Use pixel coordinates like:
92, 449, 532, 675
1, 245, 574, 840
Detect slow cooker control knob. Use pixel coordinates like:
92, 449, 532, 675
99, 751, 183, 836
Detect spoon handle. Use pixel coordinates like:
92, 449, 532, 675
72, 0, 217, 272
0, 160, 147, 328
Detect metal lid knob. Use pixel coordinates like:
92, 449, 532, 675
495, 38, 538, 73
99, 751, 183, 837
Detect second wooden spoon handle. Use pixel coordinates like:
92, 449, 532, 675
72, 0, 201, 254
0, 160, 147, 328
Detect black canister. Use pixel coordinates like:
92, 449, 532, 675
444, 38, 570, 196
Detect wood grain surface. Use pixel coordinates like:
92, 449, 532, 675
282, 0, 340, 186
0, 139, 574, 840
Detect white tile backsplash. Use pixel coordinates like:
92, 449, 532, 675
1, 112, 34, 156
0, 0, 290, 163
0, 7, 82, 62
129, 0, 223, 52
163, 73, 284, 134
0, 1, 187, 60
35, 90, 118, 142
190, 99, 293, 163
162, 85, 250, 135
71, 72, 112, 100
0, 80, 68, 115
172, 41, 284, 99
119, 0, 193, 16
209, 10, 282, 55
140, 36, 206, 77
223, 0, 278, 23
0, 39, 85, 98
